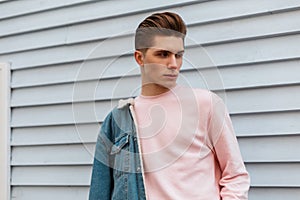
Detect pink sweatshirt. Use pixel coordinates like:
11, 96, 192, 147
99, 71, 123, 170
134, 85, 250, 200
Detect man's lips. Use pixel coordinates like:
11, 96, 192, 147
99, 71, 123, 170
163, 74, 178, 78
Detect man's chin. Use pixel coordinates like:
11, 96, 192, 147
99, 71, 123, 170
160, 82, 177, 90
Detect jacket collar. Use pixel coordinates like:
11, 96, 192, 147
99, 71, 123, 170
117, 98, 135, 109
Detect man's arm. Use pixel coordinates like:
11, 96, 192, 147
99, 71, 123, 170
208, 93, 250, 200
89, 115, 114, 200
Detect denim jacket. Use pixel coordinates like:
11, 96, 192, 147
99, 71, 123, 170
89, 100, 147, 200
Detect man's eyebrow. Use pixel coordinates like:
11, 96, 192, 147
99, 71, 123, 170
154, 49, 185, 54
176, 50, 185, 54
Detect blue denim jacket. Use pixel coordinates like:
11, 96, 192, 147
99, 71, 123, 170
89, 102, 147, 200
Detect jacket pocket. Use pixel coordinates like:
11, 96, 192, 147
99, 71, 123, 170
110, 133, 129, 154
110, 133, 130, 177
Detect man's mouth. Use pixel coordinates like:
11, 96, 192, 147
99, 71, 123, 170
163, 74, 178, 81
163, 74, 178, 78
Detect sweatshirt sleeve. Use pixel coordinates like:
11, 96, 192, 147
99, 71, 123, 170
208, 93, 250, 200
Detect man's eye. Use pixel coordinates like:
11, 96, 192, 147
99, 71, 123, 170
175, 53, 183, 58
158, 52, 169, 57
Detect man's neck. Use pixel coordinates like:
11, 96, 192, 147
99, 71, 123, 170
141, 84, 172, 96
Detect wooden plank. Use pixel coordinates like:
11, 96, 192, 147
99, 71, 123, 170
11, 57, 300, 89
11, 134, 300, 165
239, 135, 300, 162
11, 186, 89, 200
11, 163, 300, 187
11, 100, 116, 127
232, 111, 300, 137
11, 76, 300, 112
215, 60, 300, 89
180, 60, 300, 90
249, 188, 300, 200
197, 34, 300, 66
0, 63, 11, 200
11, 55, 139, 88
2, 5, 300, 54
11, 101, 300, 135
177, 0, 300, 25
187, 9, 300, 45
246, 163, 300, 187
11, 144, 95, 166
0, 0, 93, 20
11, 124, 99, 146
1, 35, 135, 70
225, 84, 300, 113
3, 33, 300, 70
11, 166, 91, 186
1, 0, 300, 38
11, 76, 140, 106
0, 0, 198, 37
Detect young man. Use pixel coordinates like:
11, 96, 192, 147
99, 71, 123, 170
89, 12, 250, 200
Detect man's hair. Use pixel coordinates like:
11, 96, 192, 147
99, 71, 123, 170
135, 12, 187, 51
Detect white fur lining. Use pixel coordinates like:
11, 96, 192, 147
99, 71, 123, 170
117, 98, 135, 109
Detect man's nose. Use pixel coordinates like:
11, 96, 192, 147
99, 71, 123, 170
167, 54, 178, 69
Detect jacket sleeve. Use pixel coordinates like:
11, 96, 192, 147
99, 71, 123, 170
89, 113, 114, 200
208, 93, 250, 200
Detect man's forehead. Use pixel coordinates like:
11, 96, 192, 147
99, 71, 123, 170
150, 35, 184, 52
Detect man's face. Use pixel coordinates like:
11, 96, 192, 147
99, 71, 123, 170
136, 35, 184, 91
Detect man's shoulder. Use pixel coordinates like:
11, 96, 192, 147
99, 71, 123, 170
191, 87, 212, 97
101, 98, 135, 137
179, 85, 214, 104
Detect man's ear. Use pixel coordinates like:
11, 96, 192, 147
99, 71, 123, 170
134, 50, 144, 66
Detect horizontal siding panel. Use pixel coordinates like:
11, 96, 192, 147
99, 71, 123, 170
11, 186, 89, 200
0, 11, 146, 54
11, 76, 141, 107
11, 58, 300, 89
2, 5, 300, 55
11, 78, 300, 114
11, 100, 117, 127
0, 26, 71, 55
11, 105, 300, 136
201, 34, 300, 66
249, 188, 300, 200
0, 0, 197, 37
179, 0, 300, 25
11, 166, 91, 186
1, 0, 300, 38
12, 135, 300, 165
187, 9, 300, 45
246, 163, 300, 187
2, 35, 134, 70
232, 111, 300, 137
216, 60, 300, 89
226, 84, 300, 113
11, 61, 83, 88
0, 0, 92, 20
11, 163, 300, 187
183, 60, 300, 91
239, 135, 300, 162
11, 56, 139, 88
11, 144, 95, 166
3, 33, 300, 70
11, 124, 99, 146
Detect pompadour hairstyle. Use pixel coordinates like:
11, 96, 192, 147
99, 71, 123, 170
135, 12, 187, 51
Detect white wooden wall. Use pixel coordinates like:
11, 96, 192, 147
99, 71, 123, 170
0, 62, 11, 200
1, 0, 300, 199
